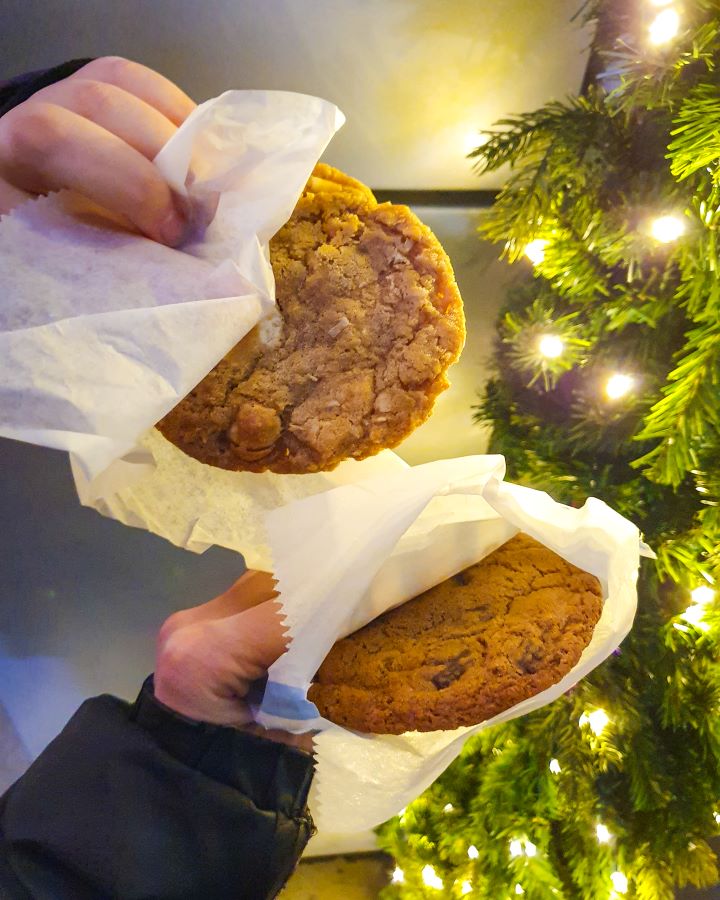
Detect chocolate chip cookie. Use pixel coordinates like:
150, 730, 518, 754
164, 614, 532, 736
157, 165, 465, 474
307, 534, 603, 734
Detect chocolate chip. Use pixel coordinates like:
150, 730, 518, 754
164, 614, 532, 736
432, 656, 468, 689
452, 570, 471, 587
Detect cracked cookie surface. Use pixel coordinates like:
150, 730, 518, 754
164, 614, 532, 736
157, 165, 465, 474
307, 533, 603, 734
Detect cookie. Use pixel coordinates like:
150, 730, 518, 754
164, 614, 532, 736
307, 533, 603, 734
157, 165, 465, 474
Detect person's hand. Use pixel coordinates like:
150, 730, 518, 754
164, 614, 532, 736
0, 57, 195, 245
155, 569, 313, 751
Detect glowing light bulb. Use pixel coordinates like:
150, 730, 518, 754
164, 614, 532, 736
443, 803, 454, 813
596, 823, 612, 843
515, 885, 525, 895
538, 334, 564, 359
464, 131, 489, 154
509, 839, 523, 858
524, 239, 549, 265
461, 881, 473, 895
691, 585, 715, 605
422, 864, 443, 890
681, 603, 710, 631
549, 758, 562, 774
650, 214, 686, 243
391, 867, 405, 884
605, 373, 635, 400
467, 845, 479, 859
610, 870, 629, 894
524, 841, 537, 858
713, 811, 720, 825
649, 8, 680, 44
580, 708, 610, 735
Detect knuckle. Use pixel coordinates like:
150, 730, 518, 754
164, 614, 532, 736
82, 55, 135, 84
0, 104, 65, 167
69, 78, 115, 118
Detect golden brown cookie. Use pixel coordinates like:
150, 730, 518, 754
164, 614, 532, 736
307, 534, 603, 734
157, 166, 465, 474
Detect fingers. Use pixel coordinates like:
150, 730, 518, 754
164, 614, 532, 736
0, 103, 187, 245
73, 57, 195, 127
34, 78, 177, 161
160, 570, 278, 636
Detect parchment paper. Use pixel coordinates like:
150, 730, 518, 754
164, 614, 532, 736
255, 455, 641, 832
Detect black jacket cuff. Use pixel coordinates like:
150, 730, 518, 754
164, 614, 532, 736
130, 675, 315, 819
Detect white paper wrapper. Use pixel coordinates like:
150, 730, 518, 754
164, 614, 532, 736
255, 455, 641, 832
0, 89, 344, 490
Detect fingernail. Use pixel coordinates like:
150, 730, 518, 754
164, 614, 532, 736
158, 209, 188, 247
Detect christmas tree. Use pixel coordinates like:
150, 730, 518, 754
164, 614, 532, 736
377, 1, 720, 897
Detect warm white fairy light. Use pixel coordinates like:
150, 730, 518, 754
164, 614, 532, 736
649, 8, 680, 44
680, 602, 710, 632
391, 866, 405, 884
467, 844, 479, 860
464, 131, 490, 154
610, 870, 629, 894
579, 708, 610, 735
515, 885, 525, 895
549, 758, 562, 774
524, 239, 549, 265
691, 585, 715, 605
422, 864, 444, 890
461, 881, 473, 895
524, 841, 537, 858
650, 214, 686, 243
596, 823, 612, 844
509, 839, 524, 858
605, 373, 635, 400
538, 334, 565, 359
444, 803, 454, 813
713, 810, 720, 825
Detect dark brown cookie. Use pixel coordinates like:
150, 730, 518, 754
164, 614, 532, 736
157, 166, 465, 474
307, 533, 603, 734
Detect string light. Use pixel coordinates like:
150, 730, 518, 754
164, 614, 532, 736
691, 585, 715, 605
649, 8, 680, 44
549, 758, 562, 774
610, 871, 629, 894
391, 867, 405, 884
596, 823, 612, 843
465, 131, 489, 155
461, 881, 473, 895
605, 373, 635, 400
524, 239, 549, 265
680, 602, 710, 632
579, 708, 610, 735
650, 214, 686, 243
524, 841, 537, 858
713, 811, 720, 825
515, 885, 525, 895
422, 864, 444, 890
444, 803, 454, 813
467, 845, 479, 859
509, 839, 524, 858
538, 334, 565, 359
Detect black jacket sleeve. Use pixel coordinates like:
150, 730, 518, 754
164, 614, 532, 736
0, 59, 93, 118
0, 678, 315, 899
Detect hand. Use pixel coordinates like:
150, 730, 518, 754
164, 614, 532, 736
155, 569, 313, 751
0, 57, 196, 245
